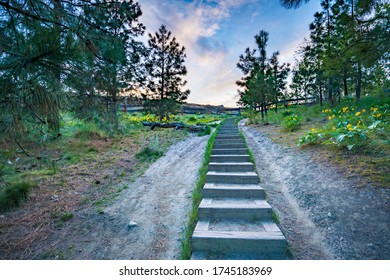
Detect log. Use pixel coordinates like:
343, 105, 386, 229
142, 121, 206, 132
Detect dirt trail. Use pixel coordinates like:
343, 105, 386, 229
46, 134, 208, 260
239, 120, 390, 260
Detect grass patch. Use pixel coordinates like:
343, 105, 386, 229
135, 147, 164, 162
73, 123, 106, 141
180, 122, 222, 259
271, 210, 280, 224
0, 181, 36, 212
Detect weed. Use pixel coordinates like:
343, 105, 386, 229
197, 125, 211, 136
73, 123, 106, 141
59, 212, 74, 222
0, 181, 36, 212
282, 114, 301, 131
135, 147, 164, 162
271, 210, 280, 224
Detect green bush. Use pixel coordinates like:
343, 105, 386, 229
282, 114, 301, 131
0, 181, 36, 212
188, 116, 197, 122
197, 125, 211, 136
282, 109, 294, 117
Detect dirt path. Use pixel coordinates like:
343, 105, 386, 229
239, 120, 390, 260
42, 134, 208, 260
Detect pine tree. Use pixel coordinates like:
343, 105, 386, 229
144, 25, 190, 121
0, 0, 145, 140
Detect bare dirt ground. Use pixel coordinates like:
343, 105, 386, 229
239, 119, 390, 260
0, 134, 208, 260
54, 135, 208, 260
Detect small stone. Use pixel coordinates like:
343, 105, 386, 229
367, 243, 374, 248
127, 221, 138, 230
0, 215, 5, 219
340, 237, 344, 241
327, 212, 332, 218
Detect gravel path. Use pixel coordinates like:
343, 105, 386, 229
52, 134, 208, 260
239, 120, 390, 260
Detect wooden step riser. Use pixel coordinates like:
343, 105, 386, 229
210, 155, 251, 163
202, 188, 265, 199
208, 163, 254, 172
206, 174, 259, 184
192, 235, 286, 255
198, 207, 272, 220
215, 134, 242, 141
213, 144, 246, 149
211, 149, 248, 155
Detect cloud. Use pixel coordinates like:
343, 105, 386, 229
139, 0, 255, 106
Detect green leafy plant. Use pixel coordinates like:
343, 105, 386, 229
282, 114, 301, 131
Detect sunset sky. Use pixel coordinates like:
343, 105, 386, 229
139, 0, 322, 107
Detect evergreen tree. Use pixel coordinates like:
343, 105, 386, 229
144, 25, 190, 121
237, 30, 290, 120
0, 0, 145, 140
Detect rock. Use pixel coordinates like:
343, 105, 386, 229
367, 243, 374, 248
340, 237, 344, 241
327, 212, 332, 218
127, 221, 138, 230
0, 215, 5, 219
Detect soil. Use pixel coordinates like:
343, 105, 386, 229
0, 133, 208, 260
239, 119, 390, 260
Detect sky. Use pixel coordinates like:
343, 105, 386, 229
138, 0, 322, 107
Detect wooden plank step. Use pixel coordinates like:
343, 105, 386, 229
192, 230, 286, 254
210, 155, 251, 163
202, 183, 265, 198
206, 171, 259, 184
211, 148, 248, 155
198, 199, 271, 219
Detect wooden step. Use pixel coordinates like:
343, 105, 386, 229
206, 171, 259, 184
198, 199, 272, 219
202, 183, 265, 198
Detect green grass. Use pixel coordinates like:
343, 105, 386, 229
135, 147, 164, 162
180, 122, 222, 260
271, 210, 280, 224
0, 181, 36, 212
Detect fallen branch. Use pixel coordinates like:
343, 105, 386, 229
141, 121, 206, 132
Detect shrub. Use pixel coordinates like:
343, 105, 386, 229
197, 125, 211, 136
282, 109, 294, 117
188, 116, 197, 122
282, 114, 301, 131
0, 181, 36, 212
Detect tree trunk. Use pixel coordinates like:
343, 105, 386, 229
328, 78, 333, 103
260, 103, 264, 121
319, 82, 323, 106
343, 77, 348, 97
48, 0, 61, 134
356, 63, 362, 100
